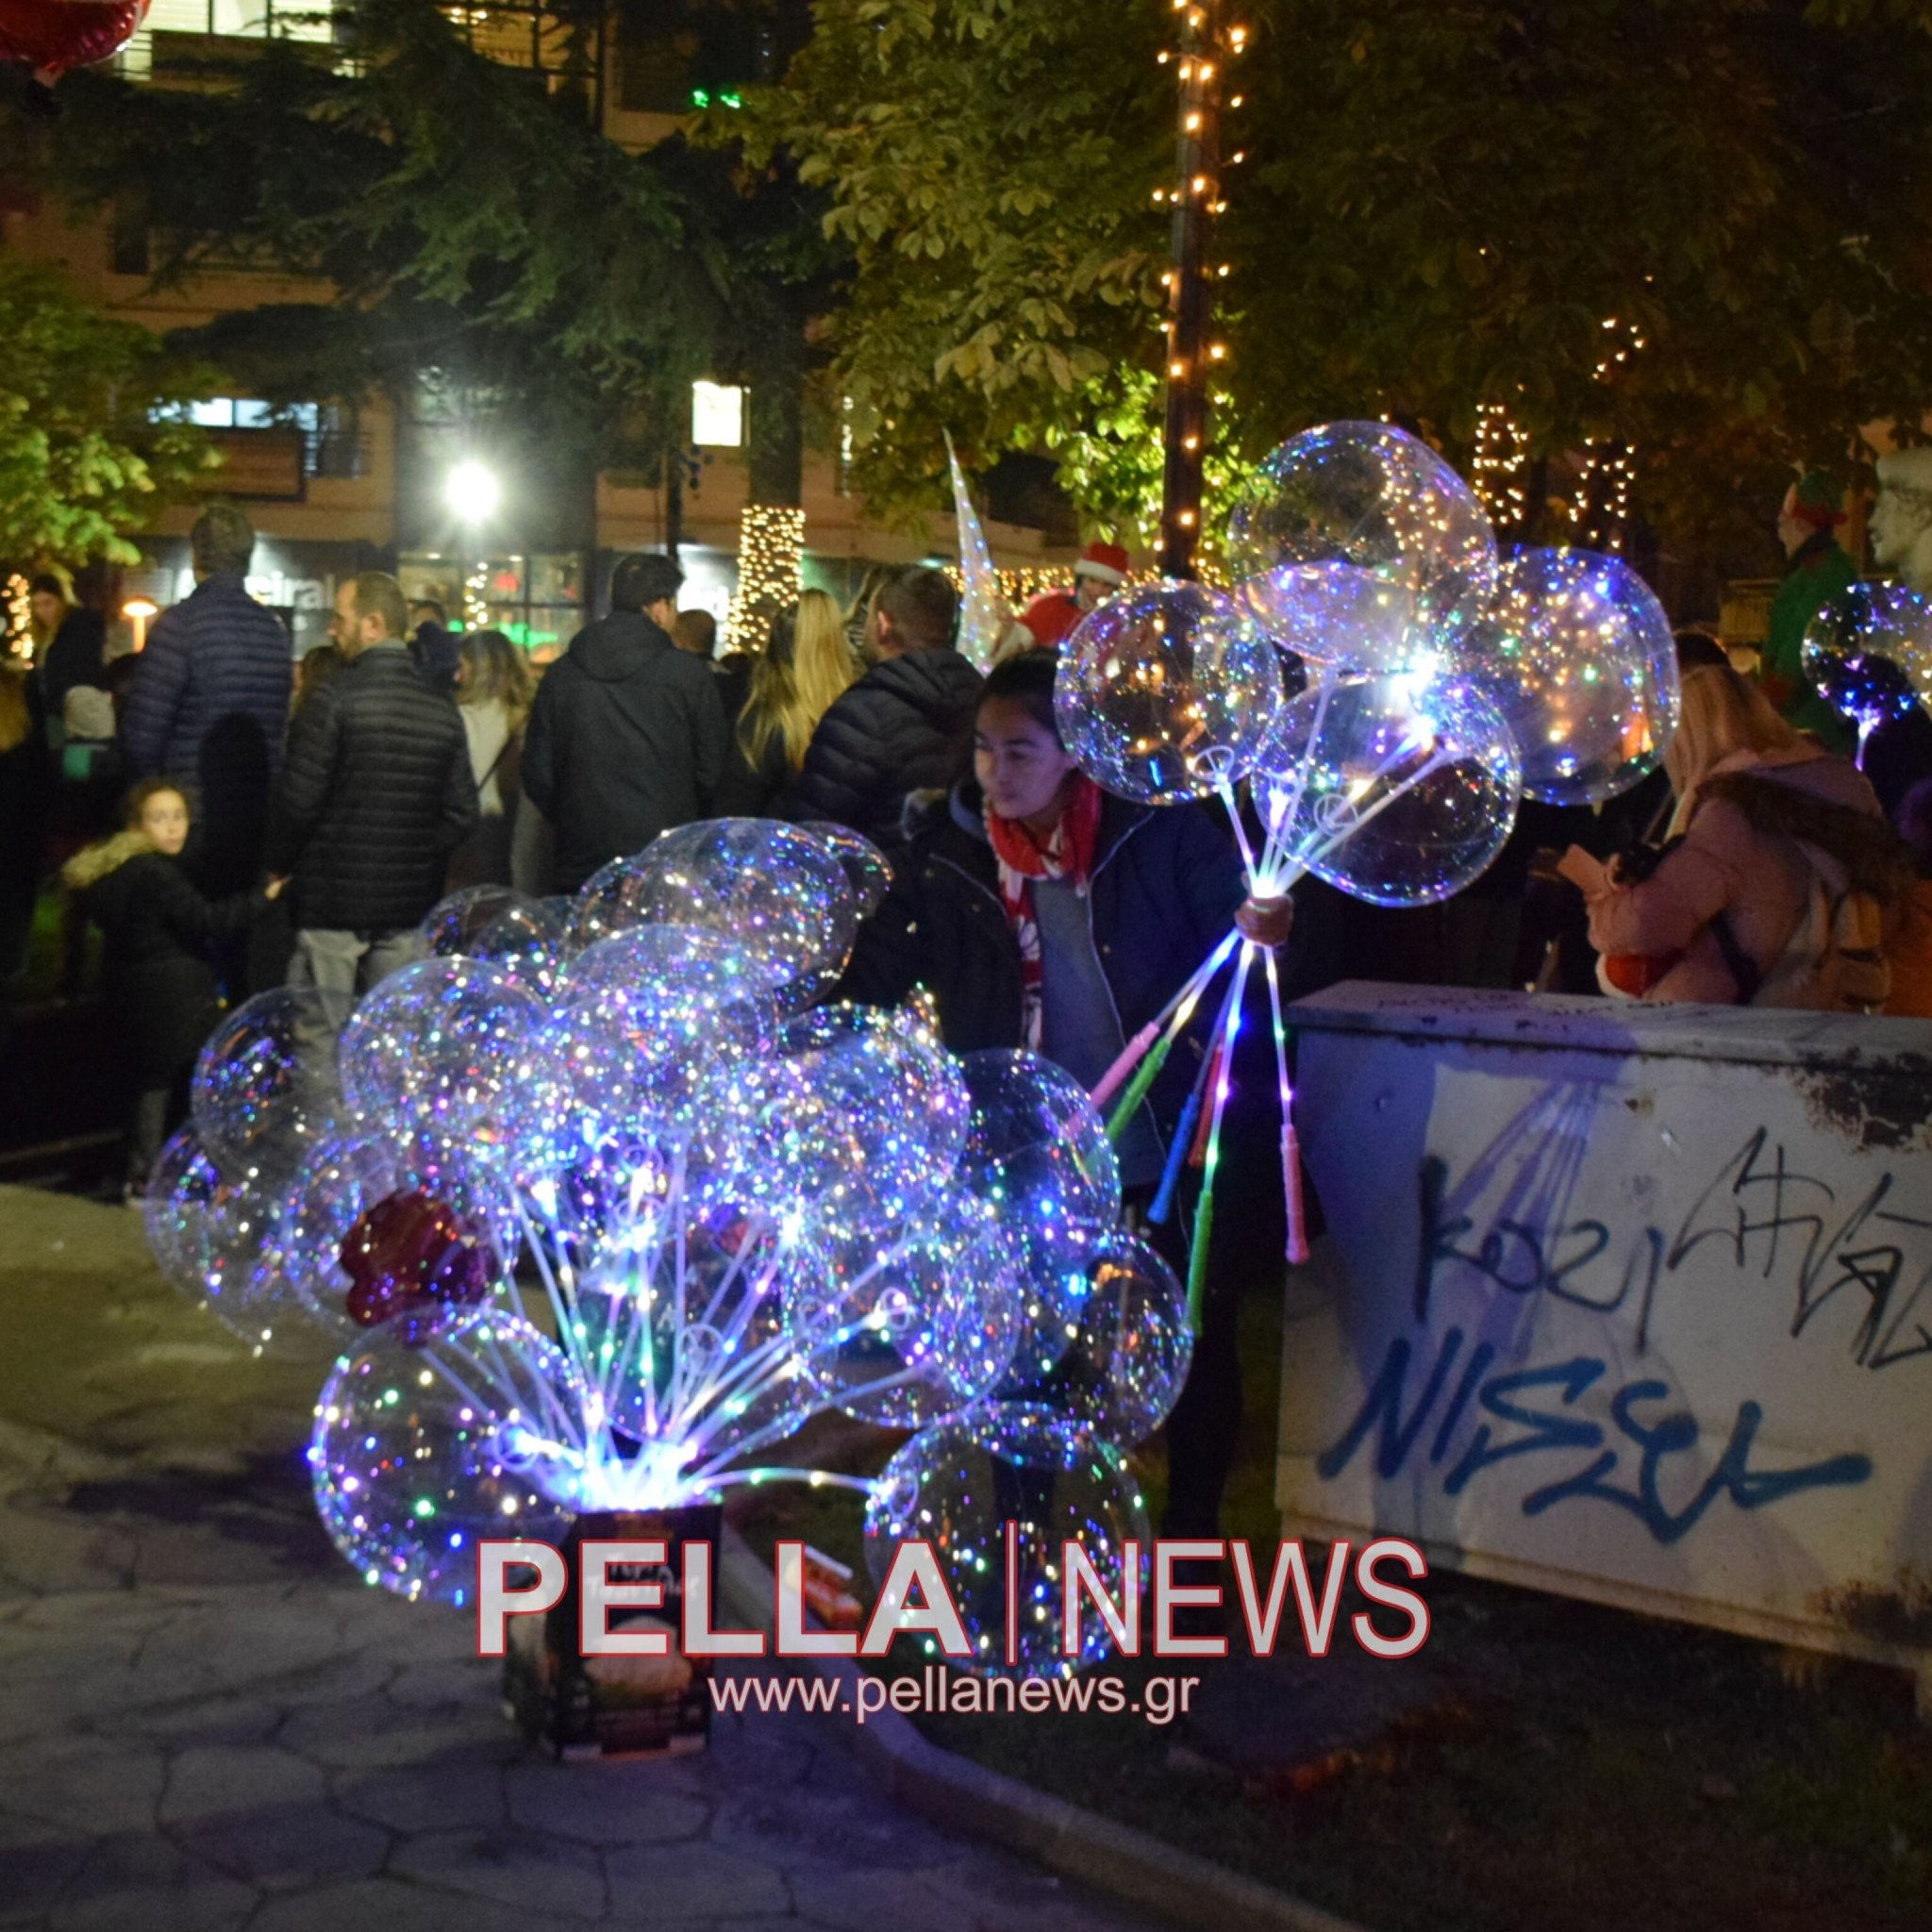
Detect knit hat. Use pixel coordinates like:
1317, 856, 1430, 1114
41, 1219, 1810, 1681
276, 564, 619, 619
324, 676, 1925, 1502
1072, 541, 1130, 586
1788, 468, 1847, 529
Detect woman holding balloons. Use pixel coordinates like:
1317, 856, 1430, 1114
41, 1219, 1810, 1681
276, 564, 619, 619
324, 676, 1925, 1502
842, 651, 1293, 1545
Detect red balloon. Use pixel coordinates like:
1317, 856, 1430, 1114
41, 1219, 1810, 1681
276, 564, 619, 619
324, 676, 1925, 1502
0, 2, 150, 79
340, 1189, 492, 1342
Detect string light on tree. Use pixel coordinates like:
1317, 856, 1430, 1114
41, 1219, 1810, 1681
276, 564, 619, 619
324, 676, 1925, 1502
3, 575, 30, 654
730, 504, 806, 648
1471, 403, 1530, 530
1158, 0, 1250, 578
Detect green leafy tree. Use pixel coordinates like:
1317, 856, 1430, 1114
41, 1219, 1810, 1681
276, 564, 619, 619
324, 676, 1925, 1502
0, 257, 215, 567
748, 0, 1932, 557
4, 1, 834, 537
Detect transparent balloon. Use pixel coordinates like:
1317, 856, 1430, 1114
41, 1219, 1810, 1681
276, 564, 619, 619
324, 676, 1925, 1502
955, 1052, 1121, 1378
421, 886, 573, 1000
1001, 1232, 1192, 1443
574, 820, 876, 1008
1257, 674, 1522, 907
1802, 581, 1932, 739
865, 1405, 1149, 1676
191, 988, 341, 1179
309, 1307, 584, 1606
1054, 580, 1285, 803
793, 1203, 1025, 1427
1466, 548, 1679, 805
339, 957, 543, 1150
1226, 421, 1498, 674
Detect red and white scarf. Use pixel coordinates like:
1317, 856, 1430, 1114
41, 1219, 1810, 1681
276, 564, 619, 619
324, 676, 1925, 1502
985, 774, 1105, 1049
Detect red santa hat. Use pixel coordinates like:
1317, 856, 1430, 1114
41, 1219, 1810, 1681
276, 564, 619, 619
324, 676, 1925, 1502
1072, 541, 1130, 587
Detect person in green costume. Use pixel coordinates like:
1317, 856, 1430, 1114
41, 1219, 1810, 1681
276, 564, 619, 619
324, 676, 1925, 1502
1759, 469, 1857, 754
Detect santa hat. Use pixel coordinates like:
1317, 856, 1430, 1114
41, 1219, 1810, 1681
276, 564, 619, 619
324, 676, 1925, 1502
1787, 468, 1847, 529
1072, 541, 1130, 587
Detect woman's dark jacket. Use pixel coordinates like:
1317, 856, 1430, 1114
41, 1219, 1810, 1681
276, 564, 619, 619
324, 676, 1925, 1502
82, 853, 261, 1085
840, 784, 1247, 1134
264, 642, 478, 932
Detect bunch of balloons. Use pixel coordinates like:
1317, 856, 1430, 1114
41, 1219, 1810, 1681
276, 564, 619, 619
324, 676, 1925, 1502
1801, 580, 1932, 757
1058, 421, 1681, 1288
145, 822, 1191, 1676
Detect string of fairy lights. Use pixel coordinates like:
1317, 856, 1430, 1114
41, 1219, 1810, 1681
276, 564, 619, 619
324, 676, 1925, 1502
729, 504, 807, 648
1154, 0, 1249, 576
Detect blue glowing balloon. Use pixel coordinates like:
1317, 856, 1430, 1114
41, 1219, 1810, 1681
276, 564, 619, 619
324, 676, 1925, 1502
1257, 674, 1522, 906
1802, 581, 1932, 737
864, 1405, 1149, 1676
1465, 547, 1679, 805
191, 988, 340, 1180
310, 1307, 584, 1606
1226, 421, 1498, 675
421, 886, 573, 1000
1055, 580, 1285, 803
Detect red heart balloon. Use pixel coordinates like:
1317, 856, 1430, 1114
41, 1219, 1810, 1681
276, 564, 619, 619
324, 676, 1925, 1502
0, 2, 149, 79
340, 1189, 492, 1341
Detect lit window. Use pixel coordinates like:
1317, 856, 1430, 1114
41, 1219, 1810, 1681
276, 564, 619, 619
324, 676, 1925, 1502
691, 381, 746, 449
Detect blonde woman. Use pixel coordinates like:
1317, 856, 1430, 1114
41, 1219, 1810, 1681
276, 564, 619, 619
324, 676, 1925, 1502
720, 591, 858, 814
1571, 665, 1906, 1009
447, 628, 536, 889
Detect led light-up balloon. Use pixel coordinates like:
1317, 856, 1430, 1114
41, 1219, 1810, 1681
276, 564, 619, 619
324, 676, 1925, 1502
1055, 580, 1283, 803
1802, 581, 1932, 741
191, 988, 340, 1180
864, 1404, 1149, 1677
1257, 674, 1521, 906
309, 1308, 584, 1607
1467, 548, 1679, 806
1226, 421, 1498, 675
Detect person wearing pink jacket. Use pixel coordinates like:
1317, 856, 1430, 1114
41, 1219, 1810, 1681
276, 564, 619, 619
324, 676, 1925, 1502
1564, 665, 1909, 1012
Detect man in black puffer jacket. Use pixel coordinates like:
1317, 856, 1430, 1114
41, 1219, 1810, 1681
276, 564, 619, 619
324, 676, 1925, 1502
265, 573, 477, 1022
522, 552, 728, 892
780, 567, 981, 844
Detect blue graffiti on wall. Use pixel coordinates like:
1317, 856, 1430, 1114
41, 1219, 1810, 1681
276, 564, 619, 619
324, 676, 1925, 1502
1316, 1325, 1874, 1544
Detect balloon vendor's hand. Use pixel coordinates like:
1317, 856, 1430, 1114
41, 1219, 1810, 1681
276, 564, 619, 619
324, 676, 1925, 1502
1236, 894, 1295, 950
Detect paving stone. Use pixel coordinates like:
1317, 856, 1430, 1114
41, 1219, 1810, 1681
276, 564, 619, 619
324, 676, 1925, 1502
280, 1691, 517, 1772
334, 1758, 508, 1835
116, 1692, 286, 1749
158, 1745, 324, 1824
504, 1758, 710, 1845
787, 1865, 980, 1932
0, 1733, 168, 1836
0, 1807, 92, 1924
710, 1780, 959, 1873
42, 1829, 258, 1932
170, 1801, 391, 1892
605, 1840, 791, 1921
245, 1875, 589, 1932
388, 1657, 507, 1708
391, 1826, 608, 1921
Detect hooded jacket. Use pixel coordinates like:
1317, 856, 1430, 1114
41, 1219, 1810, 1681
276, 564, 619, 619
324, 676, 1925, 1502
780, 647, 984, 846
264, 641, 477, 932
1585, 748, 1889, 1006
521, 610, 729, 891
839, 782, 1247, 1141
117, 574, 292, 891
70, 835, 263, 1085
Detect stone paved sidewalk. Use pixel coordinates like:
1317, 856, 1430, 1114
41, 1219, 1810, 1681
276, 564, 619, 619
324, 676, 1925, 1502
0, 1187, 1166, 1932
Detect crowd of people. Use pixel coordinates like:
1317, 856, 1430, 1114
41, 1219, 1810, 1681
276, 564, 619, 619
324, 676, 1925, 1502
5, 489, 1932, 1543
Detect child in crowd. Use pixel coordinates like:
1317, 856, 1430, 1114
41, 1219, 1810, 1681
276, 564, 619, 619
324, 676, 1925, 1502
62, 780, 280, 1199
841, 650, 1291, 1545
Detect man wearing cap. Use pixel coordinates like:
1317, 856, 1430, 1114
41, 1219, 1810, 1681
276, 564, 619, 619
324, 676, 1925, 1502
1017, 541, 1129, 649
1759, 469, 1857, 754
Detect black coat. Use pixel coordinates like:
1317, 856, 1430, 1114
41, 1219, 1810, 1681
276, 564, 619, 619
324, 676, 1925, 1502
264, 642, 478, 932
521, 611, 730, 891
82, 851, 262, 1085
840, 784, 1248, 1134
779, 648, 983, 846
39, 608, 107, 723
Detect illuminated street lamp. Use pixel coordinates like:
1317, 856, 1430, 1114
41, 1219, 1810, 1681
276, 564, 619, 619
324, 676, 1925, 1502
445, 459, 502, 525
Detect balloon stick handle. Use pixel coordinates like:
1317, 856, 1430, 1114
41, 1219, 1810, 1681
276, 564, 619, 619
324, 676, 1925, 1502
1283, 1123, 1309, 1266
